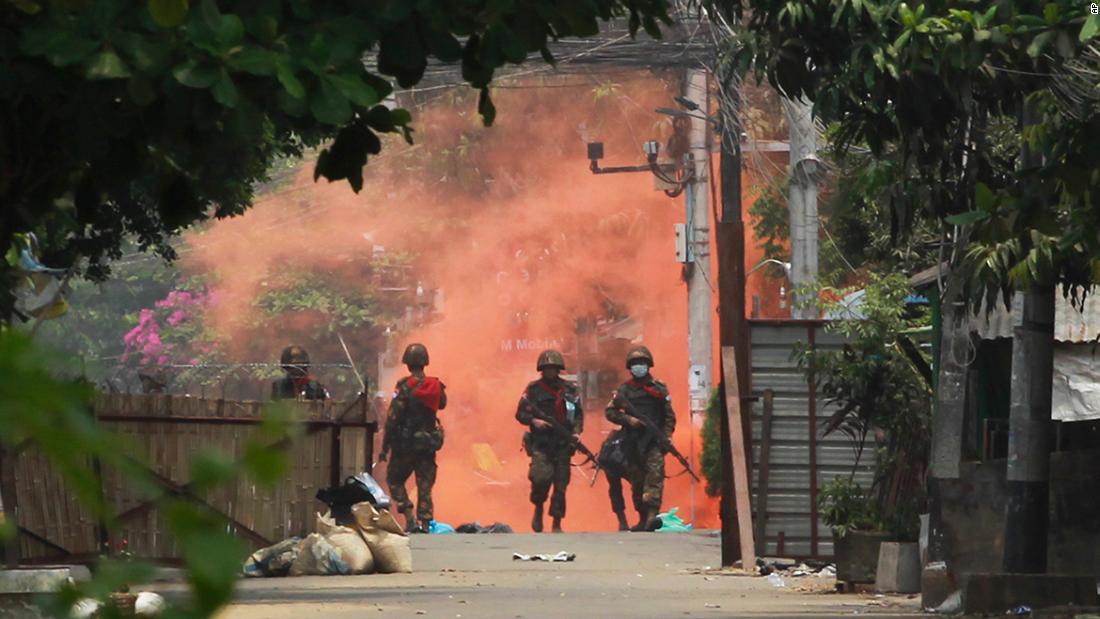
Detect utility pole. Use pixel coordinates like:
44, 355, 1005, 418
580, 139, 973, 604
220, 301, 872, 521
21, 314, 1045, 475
1003, 97, 1054, 574
784, 97, 820, 319
684, 70, 714, 525
713, 66, 752, 567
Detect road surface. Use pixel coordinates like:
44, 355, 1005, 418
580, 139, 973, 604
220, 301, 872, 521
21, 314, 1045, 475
202, 531, 922, 619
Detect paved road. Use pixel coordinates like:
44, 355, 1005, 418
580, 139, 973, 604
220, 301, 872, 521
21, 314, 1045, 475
207, 531, 922, 619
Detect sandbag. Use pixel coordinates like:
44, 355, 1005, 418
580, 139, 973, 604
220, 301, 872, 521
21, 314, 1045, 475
352, 502, 413, 574
243, 537, 301, 577
289, 533, 351, 576
317, 512, 375, 574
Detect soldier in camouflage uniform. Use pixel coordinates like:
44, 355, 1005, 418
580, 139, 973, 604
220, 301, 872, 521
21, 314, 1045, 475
515, 350, 583, 533
271, 346, 330, 400
378, 343, 447, 534
605, 346, 676, 532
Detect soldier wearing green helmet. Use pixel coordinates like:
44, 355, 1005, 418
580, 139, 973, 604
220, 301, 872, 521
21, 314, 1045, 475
605, 345, 677, 531
380, 342, 447, 533
515, 349, 584, 533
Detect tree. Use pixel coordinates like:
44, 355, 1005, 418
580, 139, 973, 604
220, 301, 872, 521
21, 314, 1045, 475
723, 0, 1099, 300
1, 0, 675, 316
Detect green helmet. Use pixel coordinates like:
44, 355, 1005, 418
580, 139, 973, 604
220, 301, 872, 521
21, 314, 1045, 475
625, 345, 654, 369
536, 349, 565, 371
401, 343, 429, 366
280, 345, 310, 370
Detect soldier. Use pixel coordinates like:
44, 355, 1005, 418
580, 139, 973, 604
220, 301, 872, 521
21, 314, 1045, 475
271, 345, 330, 400
597, 428, 632, 531
605, 346, 676, 532
515, 349, 583, 533
378, 343, 447, 534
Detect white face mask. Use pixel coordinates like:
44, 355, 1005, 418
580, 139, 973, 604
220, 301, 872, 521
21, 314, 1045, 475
630, 364, 649, 378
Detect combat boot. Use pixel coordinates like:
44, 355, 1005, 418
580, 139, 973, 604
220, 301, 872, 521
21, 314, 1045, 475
614, 510, 629, 532
419, 519, 432, 534
531, 503, 544, 533
551, 517, 562, 533
402, 508, 420, 533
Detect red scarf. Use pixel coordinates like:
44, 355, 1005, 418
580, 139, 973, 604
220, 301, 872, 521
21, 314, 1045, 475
534, 380, 567, 423
628, 378, 665, 400
292, 375, 314, 392
406, 376, 443, 411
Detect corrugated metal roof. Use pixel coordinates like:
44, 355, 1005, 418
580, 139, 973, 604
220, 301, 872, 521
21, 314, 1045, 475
749, 323, 874, 559
971, 285, 1100, 342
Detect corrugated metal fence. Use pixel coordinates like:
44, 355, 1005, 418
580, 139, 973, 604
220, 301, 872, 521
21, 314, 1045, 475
748, 320, 874, 559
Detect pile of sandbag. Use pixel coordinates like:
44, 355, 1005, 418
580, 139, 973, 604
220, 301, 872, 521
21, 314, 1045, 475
243, 502, 412, 577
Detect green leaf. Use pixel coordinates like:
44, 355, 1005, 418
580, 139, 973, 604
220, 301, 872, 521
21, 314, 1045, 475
310, 79, 352, 125
976, 5, 997, 28
975, 182, 995, 211
199, 0, 221, 30
217, 14, 245, 47
1043, 3, 1059, 25
85, 50, 131, 80
974, 29, 991, 42
242, 443, 287, 485
478, 87, 496, 126
1082, 14, 1100, 42
211, 69, 238, 107
227, 47, 276, 75
189, 450, 236, 491
894, 29, 912, 49
148, 0, 190, 28
391, 108, 412, 125
1026, 30, 1056, 57
945, 210, 990, 226
173, 59, 218, 88
325, 74, 379, 107
276, 61, 305, 99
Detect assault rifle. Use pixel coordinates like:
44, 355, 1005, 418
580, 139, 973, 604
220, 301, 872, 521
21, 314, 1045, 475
616, 397, 700, 482
523, 399, 602, 486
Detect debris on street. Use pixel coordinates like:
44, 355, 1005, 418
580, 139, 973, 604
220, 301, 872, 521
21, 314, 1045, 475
455, 522, 514, 534
512, 551, 576, 562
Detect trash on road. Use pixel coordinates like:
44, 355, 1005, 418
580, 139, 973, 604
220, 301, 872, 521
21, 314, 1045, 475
768, 573, 786, 588
455, 522, 514, 533
243, 537, 302, 578
429, 520, 456, 534
512, 551, 576, 562
655, 507, 693, 532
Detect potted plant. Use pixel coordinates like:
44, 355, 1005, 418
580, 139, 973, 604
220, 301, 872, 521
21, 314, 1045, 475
798, 274, 932, 585
818, 477, 889, 583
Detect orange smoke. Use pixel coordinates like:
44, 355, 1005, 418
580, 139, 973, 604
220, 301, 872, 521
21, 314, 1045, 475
183, 73, 722, 531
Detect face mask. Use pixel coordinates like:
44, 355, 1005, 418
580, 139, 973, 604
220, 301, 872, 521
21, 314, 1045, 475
630, 364, 649, 378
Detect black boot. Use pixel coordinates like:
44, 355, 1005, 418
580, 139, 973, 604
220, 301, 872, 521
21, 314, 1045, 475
615, 510, 629, 532
532, 503, 544, 533
419, 519, 432, 534
403, 509, 421, 533
551, 517, 562, 533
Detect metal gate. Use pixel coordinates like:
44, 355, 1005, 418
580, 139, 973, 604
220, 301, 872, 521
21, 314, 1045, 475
748, 320, 873, 559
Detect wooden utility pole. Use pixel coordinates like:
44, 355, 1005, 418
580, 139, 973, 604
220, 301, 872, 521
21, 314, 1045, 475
714, 68, 753, 567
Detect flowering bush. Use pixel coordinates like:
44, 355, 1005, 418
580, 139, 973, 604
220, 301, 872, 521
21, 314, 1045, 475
122, 289, 214, 369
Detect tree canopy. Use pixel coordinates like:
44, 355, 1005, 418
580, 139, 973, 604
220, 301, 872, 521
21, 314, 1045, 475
1, 0, 675, 315
722, 0, 1100, 305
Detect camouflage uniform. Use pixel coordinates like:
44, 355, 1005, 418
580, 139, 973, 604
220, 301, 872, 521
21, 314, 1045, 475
380, 344, 446, 530
515, 368, 584, 522
605, 348, 676, 525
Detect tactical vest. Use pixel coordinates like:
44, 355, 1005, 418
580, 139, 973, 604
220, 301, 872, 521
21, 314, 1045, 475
390, 378, 444, 454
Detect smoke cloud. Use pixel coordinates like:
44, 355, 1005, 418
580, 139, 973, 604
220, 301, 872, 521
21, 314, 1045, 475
182, 73, 721, 530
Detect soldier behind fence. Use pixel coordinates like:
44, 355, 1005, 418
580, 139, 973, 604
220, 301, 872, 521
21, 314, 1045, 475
271, 345, 330, 400
605, 345, 676, 532
515, 349, 584, 533
378, 343, 447, 534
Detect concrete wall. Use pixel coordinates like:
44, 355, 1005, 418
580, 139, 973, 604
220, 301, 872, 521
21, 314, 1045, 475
940, 448, 1100, 576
